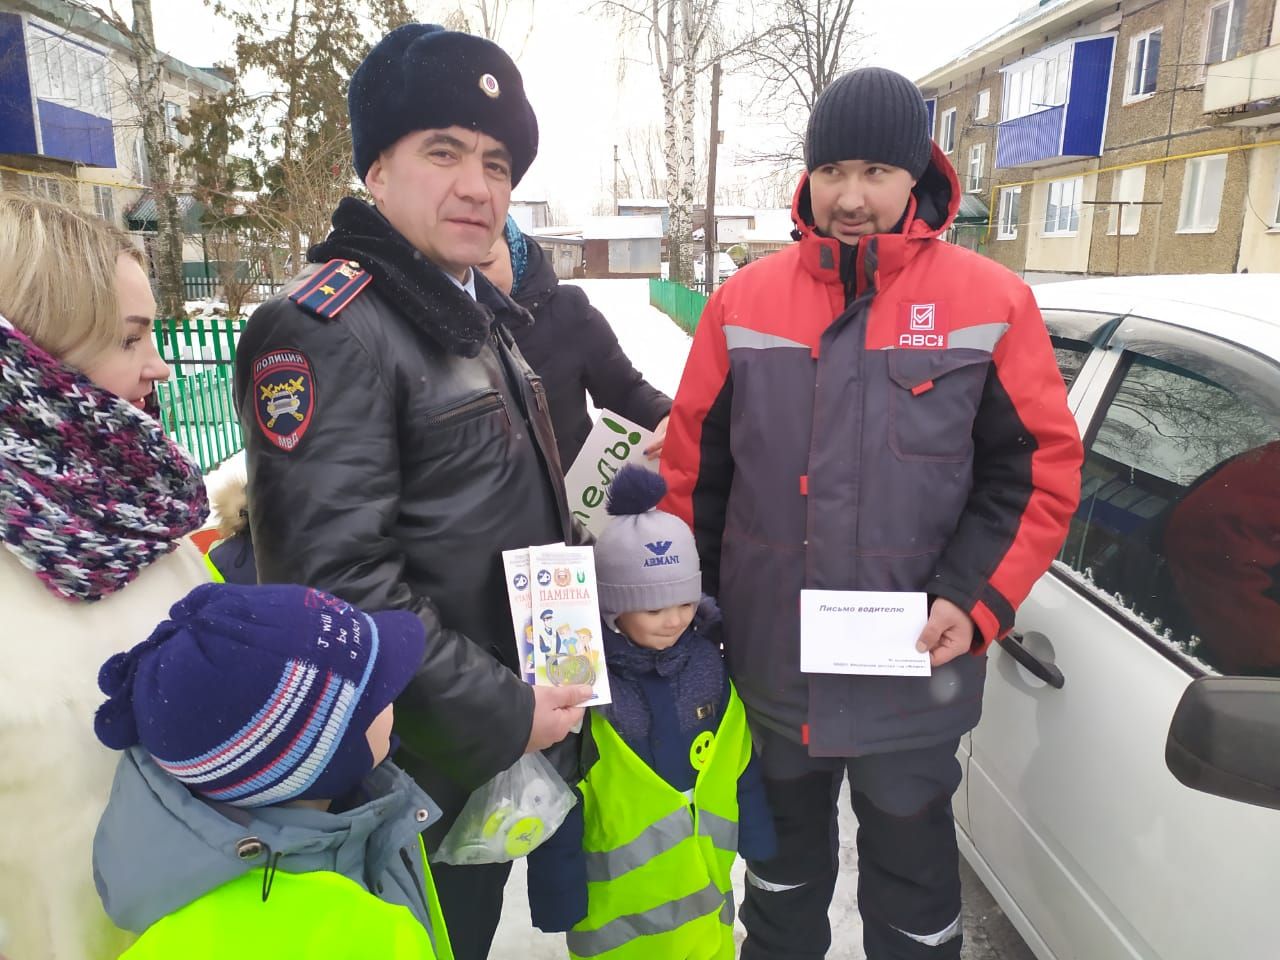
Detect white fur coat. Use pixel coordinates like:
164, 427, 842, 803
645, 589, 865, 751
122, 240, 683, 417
0, 541, 208, 960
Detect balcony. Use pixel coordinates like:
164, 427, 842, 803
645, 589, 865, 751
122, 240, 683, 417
0, 11, 117, 167
996, 106, 1066, 168
1204, 44, 1280, 124
995, 35, 1113, 169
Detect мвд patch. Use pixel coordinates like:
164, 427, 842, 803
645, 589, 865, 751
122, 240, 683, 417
253, 349, 315, 452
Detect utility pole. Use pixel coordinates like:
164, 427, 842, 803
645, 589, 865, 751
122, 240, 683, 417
613, 143, 620, 215
704, 60, 721, 293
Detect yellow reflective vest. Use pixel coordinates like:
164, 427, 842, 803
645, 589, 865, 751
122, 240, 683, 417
123, 836, 453, 960
201, 549, 225, 583
567, 686, 750, 960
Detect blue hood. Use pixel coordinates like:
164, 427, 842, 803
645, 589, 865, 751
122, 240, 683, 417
93, 747, 440, 932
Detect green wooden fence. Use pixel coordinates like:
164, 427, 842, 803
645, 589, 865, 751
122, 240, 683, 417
153, 281, 707, 472
152, 316, 245, 472
649, 278, 708, 335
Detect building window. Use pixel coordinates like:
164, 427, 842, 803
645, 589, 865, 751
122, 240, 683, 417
967, 143, 986, 193
1126, 28, 1162, 101
939, 108, 957, 153
1107, 166, 1148, 236
163, 101, 183, 143
1206, 0, 1247, 66
93, 184, 116, 225
1001, 44, 1073, 122
26, 22, 111, 118
997, 186, 1021, 239
1044, 177, 1082, 236
1178, 154, 1227, 232
19, 173, 71, 203
976, 88, 991, 120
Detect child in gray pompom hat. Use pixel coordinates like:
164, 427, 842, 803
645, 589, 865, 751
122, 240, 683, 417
594, 463, 703, 636
525, 465, 775, 942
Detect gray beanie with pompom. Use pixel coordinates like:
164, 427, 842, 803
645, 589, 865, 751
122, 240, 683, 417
595, 465, 701, 619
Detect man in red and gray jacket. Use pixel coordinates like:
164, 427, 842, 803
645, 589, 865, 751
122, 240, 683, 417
661, 67, 1082, 960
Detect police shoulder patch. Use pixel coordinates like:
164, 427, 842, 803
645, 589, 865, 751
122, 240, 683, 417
253, 349, 315, 452
287, 259, 372, 319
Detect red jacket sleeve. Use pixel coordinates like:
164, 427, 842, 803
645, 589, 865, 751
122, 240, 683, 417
928, 283, 1083, 650
660, 295, 735, 597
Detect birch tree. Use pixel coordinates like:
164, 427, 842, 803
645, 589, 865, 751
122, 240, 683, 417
68, 0, 187, 318
126, 0, 186, 317
443, 0, 537, 54
599, 0, 722, 285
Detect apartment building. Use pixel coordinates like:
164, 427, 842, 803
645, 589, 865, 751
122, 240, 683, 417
0, 0, 228, 255
918, 0, 1280, 277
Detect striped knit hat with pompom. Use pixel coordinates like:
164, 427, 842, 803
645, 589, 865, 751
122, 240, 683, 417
94, 583, 426, 807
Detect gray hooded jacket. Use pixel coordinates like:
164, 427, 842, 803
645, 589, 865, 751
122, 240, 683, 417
93, 747, 442, 934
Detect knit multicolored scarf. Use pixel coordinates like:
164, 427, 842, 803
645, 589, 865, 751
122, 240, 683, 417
0, 315, 209, 602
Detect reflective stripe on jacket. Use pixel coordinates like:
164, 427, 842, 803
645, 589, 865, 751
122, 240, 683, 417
567, 687, 750, 959
123, 836, 452, 960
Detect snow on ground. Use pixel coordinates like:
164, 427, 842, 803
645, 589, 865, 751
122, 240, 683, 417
566, 278, 693, 401
493, 784, 865, 959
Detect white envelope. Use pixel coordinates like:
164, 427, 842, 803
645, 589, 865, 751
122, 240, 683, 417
799, 590, 931, 676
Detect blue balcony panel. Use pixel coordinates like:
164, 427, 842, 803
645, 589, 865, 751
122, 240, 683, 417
996, 106, 1065, 168
1062, 37, 1113, 157
38, 100, 116, 167
995, 34, 1115, 169
0, 13, 39, 156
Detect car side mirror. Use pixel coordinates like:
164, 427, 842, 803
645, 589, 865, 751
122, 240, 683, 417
1165, 677, 1280, 811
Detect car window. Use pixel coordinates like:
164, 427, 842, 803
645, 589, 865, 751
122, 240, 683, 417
1058, 341, 1280, 678
1039, 309, 1114, 391
1050, 336, 1090, 390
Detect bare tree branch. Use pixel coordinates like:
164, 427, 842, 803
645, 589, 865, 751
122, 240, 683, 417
731, 0, 866, 176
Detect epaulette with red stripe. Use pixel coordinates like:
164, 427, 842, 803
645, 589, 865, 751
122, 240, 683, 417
287, 259, 372, 319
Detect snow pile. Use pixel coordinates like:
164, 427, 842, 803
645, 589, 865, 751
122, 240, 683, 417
1054, 561, 1215, 672
567, 278, 693, 400
182, 299, 263, 320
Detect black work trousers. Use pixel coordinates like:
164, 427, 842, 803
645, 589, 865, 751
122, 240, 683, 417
740, 733, 964, 960
431, 859, 514, 960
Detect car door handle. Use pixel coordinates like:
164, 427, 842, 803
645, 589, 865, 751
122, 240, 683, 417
998, 631, 1065, 689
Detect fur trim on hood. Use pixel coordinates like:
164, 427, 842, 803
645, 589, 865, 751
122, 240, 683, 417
205, 454, 248, 541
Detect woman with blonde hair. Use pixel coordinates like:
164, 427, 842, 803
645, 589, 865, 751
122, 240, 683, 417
0, 194, 209, 959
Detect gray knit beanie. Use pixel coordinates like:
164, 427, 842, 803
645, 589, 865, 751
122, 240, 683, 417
804, 67, 932, 179
595, 465, 701, 619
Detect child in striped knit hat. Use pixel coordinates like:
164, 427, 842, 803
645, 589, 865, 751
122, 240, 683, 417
90, 582, 453, 958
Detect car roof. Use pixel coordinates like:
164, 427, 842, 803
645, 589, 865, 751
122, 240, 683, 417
1031, 274, 1280, 358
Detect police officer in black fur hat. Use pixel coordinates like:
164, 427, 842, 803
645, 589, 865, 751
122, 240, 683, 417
234, 25, 591, 959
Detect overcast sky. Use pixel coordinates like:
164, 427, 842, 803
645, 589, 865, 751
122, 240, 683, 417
150, 0, 1029, 218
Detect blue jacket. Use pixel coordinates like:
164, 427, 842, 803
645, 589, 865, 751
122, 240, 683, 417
94, 747, 443, 935
527, 604, 775, 931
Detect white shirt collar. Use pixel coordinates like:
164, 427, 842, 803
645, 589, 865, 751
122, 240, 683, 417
443, 266, 477, 301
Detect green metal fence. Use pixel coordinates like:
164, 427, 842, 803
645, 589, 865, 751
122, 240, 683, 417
649, 278, 708, 335
152, 316, 245, 472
